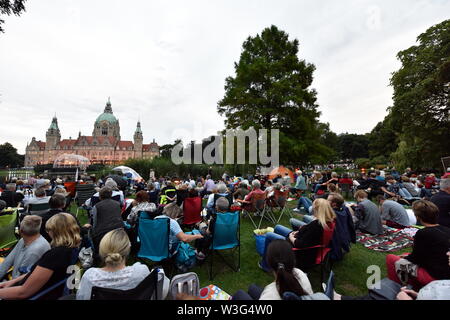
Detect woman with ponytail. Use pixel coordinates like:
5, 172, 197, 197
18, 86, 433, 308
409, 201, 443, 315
76, 228, 150, 300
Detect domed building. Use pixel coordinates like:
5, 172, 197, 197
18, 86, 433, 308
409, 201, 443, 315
24, 98, 159, 166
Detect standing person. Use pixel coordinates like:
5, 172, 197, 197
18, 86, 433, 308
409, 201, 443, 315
376, 196, 411, 229
76, 229, 150, 300
351, 190, 383, 235
91, 187, 124, 260
202, 175, 216, 197
430, 179, 450, 228
0, 216, 50, 280
291, 170, 307, 198
0, 213, 81, 300
159, 181, 177, 205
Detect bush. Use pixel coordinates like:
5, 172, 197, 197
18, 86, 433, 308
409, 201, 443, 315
355, 158, 371, 169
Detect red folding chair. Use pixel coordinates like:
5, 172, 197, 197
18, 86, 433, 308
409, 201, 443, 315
182, 197, 203, 226
241, 192, 269, 229
267, 189, 291, 224
293, 221, 336, 285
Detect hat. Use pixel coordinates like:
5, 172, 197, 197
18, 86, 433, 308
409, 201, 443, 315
105, 178, 118, 190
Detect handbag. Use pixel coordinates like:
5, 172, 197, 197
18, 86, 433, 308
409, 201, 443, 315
368, 278, 402, 300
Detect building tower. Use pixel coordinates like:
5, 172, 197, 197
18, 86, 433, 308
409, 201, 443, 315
93, 97, 121, 141
133, 120, 143, 158
45, 115, 61, 150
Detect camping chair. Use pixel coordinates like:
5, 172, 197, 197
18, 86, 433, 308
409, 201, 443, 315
267, 189, 292, 224
75, 183, 96, 218
338, 183, 352, 200
182, 197, 202, 227
293, 221, 336, 285
137, 215, 174, 275
0, 209, 19, 256
91, 268, 158, 300
241, 192, 268, 229
28, 202, 50, 216
208, 211, 240, 280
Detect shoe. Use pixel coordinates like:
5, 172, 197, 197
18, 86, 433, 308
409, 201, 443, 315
293, 208, 301, 213
195, 250, 206, 261
258, 261, 270, 272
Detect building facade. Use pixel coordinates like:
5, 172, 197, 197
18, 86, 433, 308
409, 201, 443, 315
24, 99, 159, 167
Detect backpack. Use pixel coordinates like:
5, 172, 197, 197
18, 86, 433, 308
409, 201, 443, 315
174, 242, 197, 272
169, 272, 200, 299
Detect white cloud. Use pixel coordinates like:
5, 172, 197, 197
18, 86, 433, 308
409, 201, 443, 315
0, 0, 449, 153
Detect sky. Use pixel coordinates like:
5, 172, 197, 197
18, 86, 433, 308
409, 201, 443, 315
0, 0, 449, 154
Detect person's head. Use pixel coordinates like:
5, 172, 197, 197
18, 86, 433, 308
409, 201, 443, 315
331, 172, 338, 179
375, 170, 380, 176
215, 197, 229, 213
45, 213, 81, 248
147, 182, 155, 191
440, 179, 450, 193
99, 187, 113, 200
266, 180, 273, 186
135, 190, 149, 203
34, 187, 46, 198
376, 195, 387, 204
252, 179, 261, 189
99, 228, 130, 268
369, 172, 377, 179
296, 170, 302, 175
105, 178, 118, 191
274, 183, 282, 190
217, 183, 228, 194
206, 175, 211, 180
20, 215, 42, 237
354, 190, 368, 202
327, 183, 338, 193
49, 193, 66, 209
312, 198, 336, 229
0, 200, 6, 211
401, 176, 410, 183
386, 175, 395, 183
412, 200, 439, 225
343, 173, 349, 179
265, 240, 307, 297
327, 193, 344, 209
239, 182, 247, 190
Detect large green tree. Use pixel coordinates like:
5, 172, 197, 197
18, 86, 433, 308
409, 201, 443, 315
0, 0, 26, 33
217, 25, 333, 166
0, 142, 24, 167
336, 133, 370, 160
389, 19, 450, 170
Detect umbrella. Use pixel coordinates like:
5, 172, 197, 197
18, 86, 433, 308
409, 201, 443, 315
268, 166, 294, 181
112, 166, 143, 181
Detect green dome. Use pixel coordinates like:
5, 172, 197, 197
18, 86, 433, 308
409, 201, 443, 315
95, 112, 118, 124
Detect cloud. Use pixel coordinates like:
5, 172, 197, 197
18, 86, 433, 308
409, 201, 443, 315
0, 0, 449, 154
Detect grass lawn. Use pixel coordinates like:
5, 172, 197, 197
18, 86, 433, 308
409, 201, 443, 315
71, 196, 412, 298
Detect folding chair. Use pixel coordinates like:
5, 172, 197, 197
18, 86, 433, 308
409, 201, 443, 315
91, 268, 158, 300
182, 197, 203, 227
0, 209, 19, 256
338, 183, 352, 200
208, 211, 240, 280
241, 192, 269, 229
268, 189, 292, 224
28, 202, 50, 216
74, 183, 96, 218
293, 221, 336, 285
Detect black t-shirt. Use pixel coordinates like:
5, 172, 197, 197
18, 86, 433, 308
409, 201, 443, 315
406, 225, 450, 279
23, 246, 76, 300
0, 190, 24, 207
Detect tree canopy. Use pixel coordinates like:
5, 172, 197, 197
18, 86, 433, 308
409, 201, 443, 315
0, 142, 24, 167
217, 25, 333, 166
0, 0, 27, 33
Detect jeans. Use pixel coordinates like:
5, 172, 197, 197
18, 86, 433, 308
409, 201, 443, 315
290, 217, 314, 230
260, 225, 293, 271
297, 196, 313, 211
232, 284, 264, 300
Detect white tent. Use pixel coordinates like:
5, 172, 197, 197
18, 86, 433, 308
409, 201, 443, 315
112, 166, 143, 181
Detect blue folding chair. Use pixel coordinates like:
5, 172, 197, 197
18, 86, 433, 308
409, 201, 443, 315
137, 216, 170, 263
208, 211, 240, 280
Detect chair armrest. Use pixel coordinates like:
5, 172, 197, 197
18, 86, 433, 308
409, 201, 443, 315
29, 277, 68, 300
292, 245, 325, 251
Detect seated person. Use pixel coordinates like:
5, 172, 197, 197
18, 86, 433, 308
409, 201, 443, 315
0, 213, 81, 300
431, 178, 450, 228
91, 187, 125, 258
147, 183, 159, 205
23, 188, 50, 213
159, 181, 177, 205
259, 198, 336, 272
401, 176, 420, 198
237, 180, 265, 211
76, 229, 150, 300
126, 191, 157, 227
377, 196, 411, 229
0, 183, 24, 208
351, 190, 383, 235
291, 170, 307, 197
205, 183, 231, 218
264, 180, 275, 199
313, 172, 339, 194
176, 183, 190, 207
233, 240, 324, 300
386, 200, 450, 288
84, 179, 124, 209
0, 216, 50, 281
233, 182, 250, 201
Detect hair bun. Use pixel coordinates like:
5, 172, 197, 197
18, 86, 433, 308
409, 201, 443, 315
105, 252, 122, 264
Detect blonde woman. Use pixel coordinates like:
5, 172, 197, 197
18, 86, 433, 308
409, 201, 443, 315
76, 228, 150, 300
0, 213, 81, 300
259, 198, 336, 272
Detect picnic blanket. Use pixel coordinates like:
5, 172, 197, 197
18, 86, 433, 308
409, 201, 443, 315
356, 225, 414, 252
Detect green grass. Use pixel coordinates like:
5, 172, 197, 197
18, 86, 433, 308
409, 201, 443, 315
69, 197, 412, 297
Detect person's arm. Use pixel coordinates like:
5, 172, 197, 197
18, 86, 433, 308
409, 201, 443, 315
176, 232, 203, 243
91, 206, 98, 230
405, 230, 425, 265
206, 194, 214, 208
76, 271, 93, 300
0, 241, 20, 279
293, 222, 322, 249
0, 266, 52, 299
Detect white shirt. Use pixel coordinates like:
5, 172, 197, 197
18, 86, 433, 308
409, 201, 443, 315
76, 262, 150, 300
259, 268, 313, 300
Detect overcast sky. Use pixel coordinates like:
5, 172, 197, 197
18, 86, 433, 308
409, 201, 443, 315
0, 0, 449, 154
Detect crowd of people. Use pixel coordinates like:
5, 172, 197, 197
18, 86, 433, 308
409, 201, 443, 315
0, 165, 449, 300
